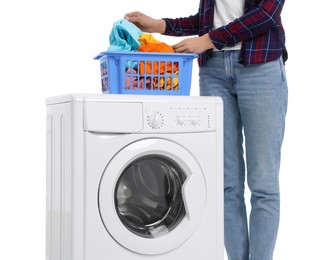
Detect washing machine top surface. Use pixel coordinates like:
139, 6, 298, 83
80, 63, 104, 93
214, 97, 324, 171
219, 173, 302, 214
46, 93, 222, 105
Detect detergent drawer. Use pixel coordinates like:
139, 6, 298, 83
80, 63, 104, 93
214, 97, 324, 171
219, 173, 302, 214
84, 101, 143, 133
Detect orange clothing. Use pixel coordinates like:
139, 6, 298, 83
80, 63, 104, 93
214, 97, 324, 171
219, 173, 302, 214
138, 42, 174, 53
138, 42, 176, 75
138, 33, 161, 46
136, 33, 179, 91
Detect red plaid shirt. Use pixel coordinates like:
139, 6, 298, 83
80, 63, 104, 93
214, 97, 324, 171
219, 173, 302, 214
163, 0, 287, 66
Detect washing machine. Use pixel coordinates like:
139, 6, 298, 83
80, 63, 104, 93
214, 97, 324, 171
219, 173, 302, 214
46, 94, 224, 260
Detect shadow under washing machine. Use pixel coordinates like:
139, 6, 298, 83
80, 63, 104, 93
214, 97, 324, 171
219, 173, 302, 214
46, 94, 224, 260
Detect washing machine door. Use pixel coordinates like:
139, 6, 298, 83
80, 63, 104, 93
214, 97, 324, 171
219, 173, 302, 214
98, 138, 206, 255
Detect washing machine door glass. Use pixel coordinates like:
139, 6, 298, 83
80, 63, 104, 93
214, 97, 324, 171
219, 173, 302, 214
115, 155, 186, 238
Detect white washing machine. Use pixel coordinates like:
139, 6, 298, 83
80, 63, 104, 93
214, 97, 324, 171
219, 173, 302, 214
46, 94, 224, 260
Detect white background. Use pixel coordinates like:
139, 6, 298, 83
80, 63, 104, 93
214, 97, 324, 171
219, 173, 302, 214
0, 0, 335, 259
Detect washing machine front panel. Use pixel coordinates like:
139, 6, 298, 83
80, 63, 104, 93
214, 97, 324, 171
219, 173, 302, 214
98, 138, 207, 255
46, 94, 224, 260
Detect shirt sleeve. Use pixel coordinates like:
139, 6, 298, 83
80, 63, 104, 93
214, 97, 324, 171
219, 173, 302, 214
210, 0, 285, 49
163, 13, 201, 36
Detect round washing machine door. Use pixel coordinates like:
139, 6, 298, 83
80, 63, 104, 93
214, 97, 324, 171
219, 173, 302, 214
98, 138, 206, 255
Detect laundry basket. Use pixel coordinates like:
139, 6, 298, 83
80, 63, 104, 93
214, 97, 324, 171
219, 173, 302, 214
94, 51, 198, 95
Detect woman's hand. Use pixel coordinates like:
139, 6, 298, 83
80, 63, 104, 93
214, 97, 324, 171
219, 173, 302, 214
172, 34, 215, 54
124, 11, 166, 34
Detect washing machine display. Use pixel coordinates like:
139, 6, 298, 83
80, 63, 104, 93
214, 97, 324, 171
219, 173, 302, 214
115, 155, 186, 238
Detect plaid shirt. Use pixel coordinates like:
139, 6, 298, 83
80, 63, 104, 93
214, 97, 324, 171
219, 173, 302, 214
163, 0, 287, 66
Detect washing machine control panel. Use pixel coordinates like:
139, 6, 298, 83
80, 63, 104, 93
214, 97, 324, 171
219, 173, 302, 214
143, 102, 218, 133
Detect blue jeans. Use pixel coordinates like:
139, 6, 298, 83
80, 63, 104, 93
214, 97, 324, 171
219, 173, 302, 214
199, 51, 288, 260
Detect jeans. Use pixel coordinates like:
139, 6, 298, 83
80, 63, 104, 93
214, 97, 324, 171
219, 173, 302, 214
199, 51, 288, 260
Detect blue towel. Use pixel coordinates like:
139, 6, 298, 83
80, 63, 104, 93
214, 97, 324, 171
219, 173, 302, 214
107, 19, 142, 51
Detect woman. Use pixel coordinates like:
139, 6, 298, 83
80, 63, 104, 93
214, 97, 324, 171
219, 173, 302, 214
125, 1, 288, 259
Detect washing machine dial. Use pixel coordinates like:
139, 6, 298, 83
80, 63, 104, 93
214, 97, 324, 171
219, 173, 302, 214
176, 116, 186, 126
148, 112, 164, 129
191, 117, 200, 126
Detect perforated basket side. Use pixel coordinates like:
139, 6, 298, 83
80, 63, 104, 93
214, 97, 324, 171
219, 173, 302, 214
95, 52, 197, 95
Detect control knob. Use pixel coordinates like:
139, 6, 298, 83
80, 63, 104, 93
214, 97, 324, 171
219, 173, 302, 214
176, 116, 186, 126
191, 117, 200, 126
148, 113, 164, 129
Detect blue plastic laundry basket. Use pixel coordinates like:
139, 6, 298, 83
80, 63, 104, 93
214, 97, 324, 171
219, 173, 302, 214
94, 51, 198, 95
